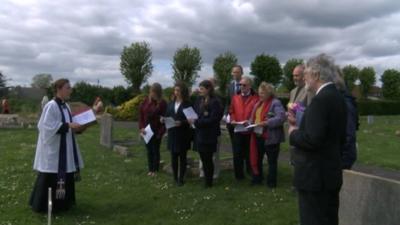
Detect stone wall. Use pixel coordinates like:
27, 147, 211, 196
339, 170, 400, 225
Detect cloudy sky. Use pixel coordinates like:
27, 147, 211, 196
1, 0, 399, 88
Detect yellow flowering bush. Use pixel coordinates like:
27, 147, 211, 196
106, 94, 146, 121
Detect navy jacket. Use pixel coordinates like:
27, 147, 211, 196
193, 96, 223, 152
165, 100, 193, 153
341, 91, 358, 169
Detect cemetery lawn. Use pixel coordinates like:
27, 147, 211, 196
356, 115, 400, 170
0, 126, 299, 225
1, 115, 399, 225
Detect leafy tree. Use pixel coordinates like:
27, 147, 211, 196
112, 85, 132, 106
282, 58, 303, 91
31, 73, 53, 89
359, 67, 376, 99
0, 71, 7, 88
381, 69, 400, 100
250, 54, 282, 88
212, 51, 238, 97
120, 41, 153, 94
172, 44, 202, 86
0, 71, 7, 97
342, 65, 359, 92
70, 81, 112, 106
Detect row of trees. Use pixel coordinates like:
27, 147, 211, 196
120, 41, 400, 100
2, 41, 400, 103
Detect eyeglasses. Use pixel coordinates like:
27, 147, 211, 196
239, 83, 247, 87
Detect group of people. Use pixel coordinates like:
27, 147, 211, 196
138, 53, 358, 225
30, 53, 358, 225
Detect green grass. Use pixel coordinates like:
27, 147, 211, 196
1, 115, 398, 224
0, 126, 299, 225
357, 115, 400, 170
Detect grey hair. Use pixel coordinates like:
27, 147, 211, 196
241, 76, 253, 86
305, 54, 337, 83
333, 65, 346, 91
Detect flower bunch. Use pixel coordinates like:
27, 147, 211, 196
287, 102, 305, 115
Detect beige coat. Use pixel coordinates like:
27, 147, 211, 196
289, 86, 314, 106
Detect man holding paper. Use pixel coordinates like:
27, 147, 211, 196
30, 79, 85, 213
162, 82, 192, 186
228, 76, 258, 180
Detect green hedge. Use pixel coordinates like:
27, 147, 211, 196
7, 98, 39, 114
357, 100, 400, 115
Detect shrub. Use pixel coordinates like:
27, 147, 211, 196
8, 97, 39, 114
106, 94, 146, 121
357, 100, 400, 115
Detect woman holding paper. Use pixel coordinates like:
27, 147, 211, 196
139, 83, 167, 177
30, 78, 85, 213
188, 80, 222, 188
162, 81, 192, 186
249, 82, 286, 188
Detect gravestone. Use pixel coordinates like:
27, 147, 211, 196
367, 115, 374, 124
339, 170, 400, 225
100, 113, 113, 149
113, 145, 132, 157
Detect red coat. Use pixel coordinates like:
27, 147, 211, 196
139, 97, 167, 139
2, 99, 9, 114
229, 92, 259, 123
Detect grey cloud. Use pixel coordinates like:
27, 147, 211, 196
1, 0, 400, 87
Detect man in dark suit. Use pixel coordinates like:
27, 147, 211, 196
225, 65, 243, 169
288, 54, 347, 225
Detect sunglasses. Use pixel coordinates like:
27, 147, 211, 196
239, 83, 247, 87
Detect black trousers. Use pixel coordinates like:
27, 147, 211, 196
199, 151, 214, 186
253, 139, 280, 187
297, 189, 340, 225
171, 151, 187, 182
232, 133, 251, 179
227, 124, 235, 150
29, 172, 76, 213
145, 137, 161, 172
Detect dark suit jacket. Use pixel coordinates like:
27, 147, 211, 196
224, 80, 241, 114
193, 96, 223, 152
289, 84, 347, 191
165, 100, 193, 153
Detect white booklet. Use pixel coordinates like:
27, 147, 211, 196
183, 107, 198, 120
234, 121, 248, 133
245, 124, 258, 129
245, 124, 263, 135
162, 117, 176, 129
72, 109, 96, 125
141, 124, 154, 144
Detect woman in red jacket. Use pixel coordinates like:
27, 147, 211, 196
139, 83, 167, 176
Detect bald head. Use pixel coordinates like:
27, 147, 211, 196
292, 65, 305, 87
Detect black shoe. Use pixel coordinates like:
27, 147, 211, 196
235, 175, 245, 181
204, 179, 213, 188
251, 180, 262, 186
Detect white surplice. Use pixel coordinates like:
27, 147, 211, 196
33, 100, 84, 173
